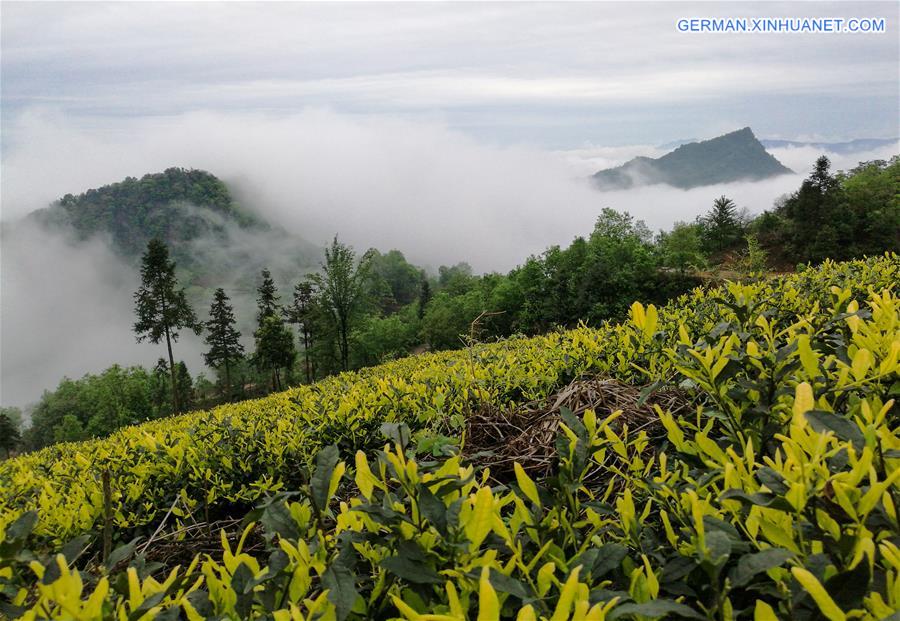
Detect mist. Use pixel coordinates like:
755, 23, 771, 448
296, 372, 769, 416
0, 220, 207, 408
1, 108, 896, 408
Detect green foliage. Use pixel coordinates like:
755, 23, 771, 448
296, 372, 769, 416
0, 407, 23, 435
23, 365, 161, 451
421, 289, 488, 349
203, 288, 244, 399
307, 236, 376, 371
174, 362, 194, 413
838, 157, 900, 257
351, 308, 421, 367
579, 209, 658, 322
369, 250, 423, 313
498, 210, 678, 335
439, 263, 477, 295
734, 234, 768, 275
254, 315, 296, 392
133, 239, 202, 346
256, 268, 282, 321
285, 281, 319, 384
251, 270, 295, 392
32, 168, 260, 262
134, 238, 202, 415
418, 273, 433, 320
51, 414, 86, 445
0, 412, 21, 458
657, 222, 705, 273
699, 195, 746, 256
757, 156, 899, 265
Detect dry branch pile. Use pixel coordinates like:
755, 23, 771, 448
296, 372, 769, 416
463, 377, 692, 483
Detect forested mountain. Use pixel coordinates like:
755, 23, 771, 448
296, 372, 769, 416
31, 168, 258, 257
593, 127, 792, 189
28, 168, 319, 289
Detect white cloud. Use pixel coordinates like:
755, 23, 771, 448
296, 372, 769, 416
0, 220, 206, 407
3, 2, 897, 143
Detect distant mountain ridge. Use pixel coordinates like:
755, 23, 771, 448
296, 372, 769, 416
760, 137, 899, 155
594, 127, 793, 190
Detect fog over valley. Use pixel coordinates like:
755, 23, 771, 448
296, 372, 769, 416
1, 109, 896, 408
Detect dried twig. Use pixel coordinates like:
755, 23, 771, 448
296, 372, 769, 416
137, 495, 182, 555
463, 376, 691, 487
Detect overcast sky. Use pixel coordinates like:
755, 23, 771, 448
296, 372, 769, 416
2, 1, 898, 150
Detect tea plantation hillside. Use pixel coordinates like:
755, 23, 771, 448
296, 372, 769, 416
1, 255, 898, 620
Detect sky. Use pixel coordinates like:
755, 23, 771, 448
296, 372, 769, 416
1, 1, 898, 407
2, 2, 898, 149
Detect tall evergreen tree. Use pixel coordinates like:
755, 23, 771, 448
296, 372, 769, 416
0, 412, 20, 458
254, 315, 296, 391
284, 281, 317, 383
253, 270, 294, 392
175, 362, 194, 412
778, 156, 844, 263
418, 271, 432, 320
150, 358, 171, 416
203, 288, 245, 399
256, 268, 281, 321
308, 236, 374, 371
133, 238, 201, 415
700, 196, 743, 255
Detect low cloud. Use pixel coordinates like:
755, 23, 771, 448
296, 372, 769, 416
0, 220, 206, 407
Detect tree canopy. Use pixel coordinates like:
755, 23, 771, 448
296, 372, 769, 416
204, 288, 245, 399
133, 238, 201, 414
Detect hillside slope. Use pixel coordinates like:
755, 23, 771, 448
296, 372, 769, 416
593, 127, 793, 189
2, 254, 896, 541
1, 254, 898, 620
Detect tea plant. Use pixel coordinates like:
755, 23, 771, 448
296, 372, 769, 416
0, 254, 897, 619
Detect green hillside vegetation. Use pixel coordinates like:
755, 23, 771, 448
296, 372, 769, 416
31, 168, 262, 260
592, 128, 793, 190
755, 156, 900, 265
0, 254, 897, 619
29, 167, 318, 293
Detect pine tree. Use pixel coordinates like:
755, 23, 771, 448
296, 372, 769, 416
0, 412, 20, 458
150, 358, 171, 417
254, 315, 296, 392
253, 270, 295, 391
700, 196, 743, 256
256, 269, 281, 321
133, 238, 201, 415
418, 272, 432, 319
175, 362, 194, 412
779, 156, 844, 263
284, 281, 317, 383
204, 288, 245, 399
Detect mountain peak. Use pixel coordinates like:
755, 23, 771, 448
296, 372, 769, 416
31, 168, 265, 261
594, 127, 792, 190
